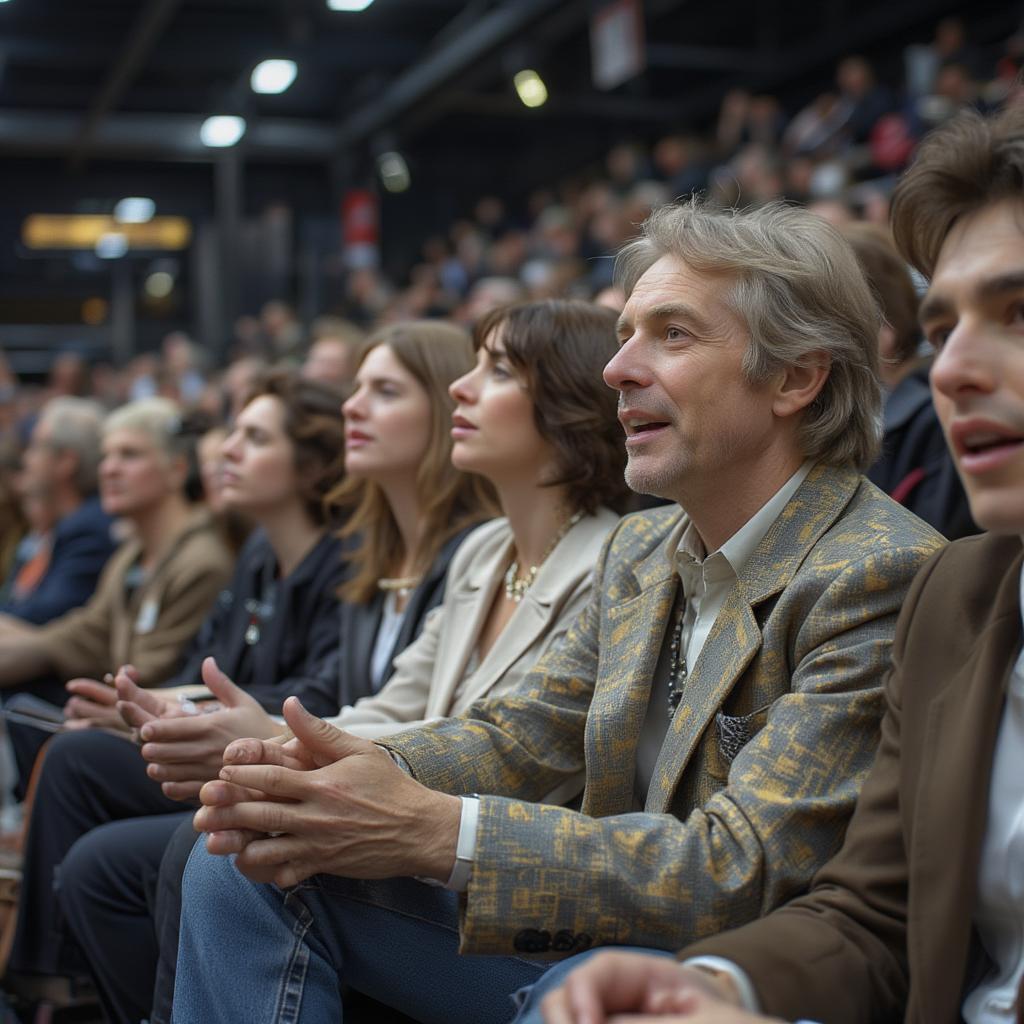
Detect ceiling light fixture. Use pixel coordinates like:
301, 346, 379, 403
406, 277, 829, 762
327, 0, 375, 11
95, 233, 129, 259
199, 115, 246, 148
377, 151, 410, 193
251, 59, 298, 94
113, 197, 156, 224
514, 69, 548, 108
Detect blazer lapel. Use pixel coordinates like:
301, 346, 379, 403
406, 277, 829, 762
583, 542, 679, 818
458, 517, 614, 712
910, 560, 1022, 1024
646, 464, 861, 813
424, 536, 508, 719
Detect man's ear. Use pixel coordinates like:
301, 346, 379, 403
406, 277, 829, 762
771, 352, 831, 419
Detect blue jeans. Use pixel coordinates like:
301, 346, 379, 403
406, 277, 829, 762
509, 949, 678, 1024
172, 841, 547, 1023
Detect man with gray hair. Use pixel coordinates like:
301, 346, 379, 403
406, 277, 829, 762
0, 397, 115, 625
172, 199, 943, 1024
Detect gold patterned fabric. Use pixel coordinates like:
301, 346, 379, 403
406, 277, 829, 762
382, 465, 944, 957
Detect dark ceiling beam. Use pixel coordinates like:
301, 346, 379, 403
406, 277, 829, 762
0, 31, 420, 74
334, 0, 563, 151
68, 0, 183, 170
0, 111, 335, 163
440, 92, 684, 123
645, 44, 781, 75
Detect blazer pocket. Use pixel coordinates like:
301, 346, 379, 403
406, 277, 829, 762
710, 703, 772, 776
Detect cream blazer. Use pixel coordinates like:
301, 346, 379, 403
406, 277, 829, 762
330, 509, 620, 739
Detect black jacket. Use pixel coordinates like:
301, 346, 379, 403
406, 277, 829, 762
303, 524, 481, 715
169, 528, 345, 716
868, 368, 979, 541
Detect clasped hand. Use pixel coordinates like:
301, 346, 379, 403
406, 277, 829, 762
193, 695, 462, 889
114, 656, 280, 800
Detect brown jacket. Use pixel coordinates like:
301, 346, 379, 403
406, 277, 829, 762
38, 509, 234, 686
683, 531, 1024, 1024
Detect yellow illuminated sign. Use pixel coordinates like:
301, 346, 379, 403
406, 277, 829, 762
22, 214, 192, 251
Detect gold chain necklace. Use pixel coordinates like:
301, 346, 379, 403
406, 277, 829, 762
377, 574, 422, 595
504, 511, 584, 603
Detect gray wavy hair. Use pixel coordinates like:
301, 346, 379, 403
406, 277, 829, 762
616, 198, 882, 471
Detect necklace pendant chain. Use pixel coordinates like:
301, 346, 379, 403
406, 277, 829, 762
667, 601, 688, 718
504, 510, 584, 603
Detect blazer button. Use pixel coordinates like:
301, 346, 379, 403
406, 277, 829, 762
513, 929, 551, 953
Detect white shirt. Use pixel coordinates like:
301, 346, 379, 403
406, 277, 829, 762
962, 560, 1024, 1024
369, 591, 406, 693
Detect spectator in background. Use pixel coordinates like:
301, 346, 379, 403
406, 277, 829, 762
0, 398, 116, 625
46, 351, 88, 400
222, 355, 269, 420
834, 56, 895, 147
842, 223, 978, 538
259, 300, 305, 363
302, 316, 366, 390
0, 440, 25, 587
161, 333, 208, 405
0, 399, 233, 766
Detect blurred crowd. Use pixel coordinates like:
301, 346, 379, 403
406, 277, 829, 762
0, 13, 1012, 581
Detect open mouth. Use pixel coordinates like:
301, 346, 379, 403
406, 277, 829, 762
956, 427, 1024, 472
629, 421, 668, 435
962, 434, 1023, 454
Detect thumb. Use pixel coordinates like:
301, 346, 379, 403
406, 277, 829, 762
281, 697, 364, 766
201, 657, 253, 708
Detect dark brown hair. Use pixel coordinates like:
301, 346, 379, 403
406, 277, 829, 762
841, 223, 921, 365
241, 369, 346, 526
891, 104, 1024, 278
474, 299, 629, 514
331, 321, 498, 603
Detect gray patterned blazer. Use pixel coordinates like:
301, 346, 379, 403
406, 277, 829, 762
382, 465, 944, 957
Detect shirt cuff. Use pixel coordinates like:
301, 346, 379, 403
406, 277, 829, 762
383, 747, 413, 775
682, 956, 760, 1012
444, 794, 480, 892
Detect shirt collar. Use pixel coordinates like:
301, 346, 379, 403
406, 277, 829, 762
673, 460, 815, 584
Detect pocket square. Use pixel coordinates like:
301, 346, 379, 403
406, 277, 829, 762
715, 706, 769, 764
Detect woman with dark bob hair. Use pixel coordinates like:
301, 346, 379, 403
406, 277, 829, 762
166, 301, 629, 1023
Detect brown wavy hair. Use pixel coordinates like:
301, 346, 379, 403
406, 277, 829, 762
330, 321, 498, 603
891, 104, 1024, 279
474, 300, 630, 515
240, 369, 346, 526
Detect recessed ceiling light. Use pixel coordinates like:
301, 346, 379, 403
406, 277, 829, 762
327, 0, 375, 11
95, 233, 129, 259
114, 197, 156, 224
514, 70, 548, 108
251, 59, 298, 95
200, 115, 246, 148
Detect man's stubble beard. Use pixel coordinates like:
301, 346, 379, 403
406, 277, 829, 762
623, 447, 688, 502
